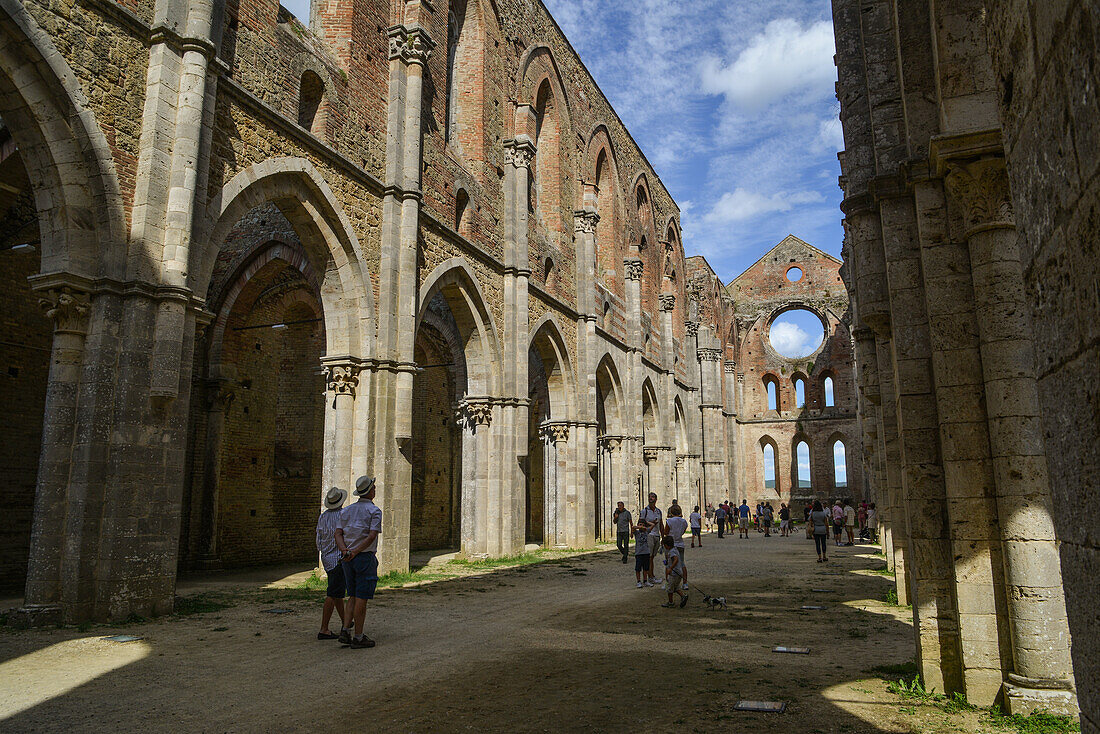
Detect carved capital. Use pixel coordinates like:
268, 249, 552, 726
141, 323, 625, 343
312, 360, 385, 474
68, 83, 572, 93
388, 25, 434, 65
457, 397, 493, 428
624, 259, 643, 281
684, 320, 699, 338
204, 380, 236, 412
573, 209, 600, 234
697, 347, 721, 362
540, 421, 570, 443
38, 286, 91, 334
597, 435, 623, 453
724, 362, 737, 373
643, 446, 659, 462
658, 293, 675, 312
504, 136, 536, 169
944, 156, 1014, 233
323, 362, 361, 396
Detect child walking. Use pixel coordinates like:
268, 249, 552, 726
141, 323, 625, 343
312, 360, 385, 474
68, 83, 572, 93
660, 536, 688, 608
689, 505, 703, 548
633, 521, 653, 587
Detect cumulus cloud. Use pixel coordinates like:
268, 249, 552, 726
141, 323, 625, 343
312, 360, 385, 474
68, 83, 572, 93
814, 115, 844, 153
700, 19, 836, 111
770, 321, 821, 357
705, 188, 823, 224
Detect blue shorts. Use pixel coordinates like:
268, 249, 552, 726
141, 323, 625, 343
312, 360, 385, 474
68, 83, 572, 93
342, 552, 378, 600
635, 554, 650, 573
691, 527, 701, 536
325, 564, 347, 599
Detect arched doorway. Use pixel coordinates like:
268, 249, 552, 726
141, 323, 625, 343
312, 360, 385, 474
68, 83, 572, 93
595, 354, 623, 540
527, 318, 574, 547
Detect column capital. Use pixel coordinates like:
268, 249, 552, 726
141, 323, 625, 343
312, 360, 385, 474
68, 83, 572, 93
624, 259, 643, 281
658, 293, 675, 312
943, 155, 1014, 234
322, 361, 362, 396
456, 397, 493, 428
504, 136, 536, 169
539, 420, 570, 443
387, 25, 435, 65
724, 362, 737, 373
597, 434, 625, 452
697, 347, 721, 362
573, 209, 600, 234
38, 286, 91, 334
684, 320, 699, 338
203, 379, 236, 411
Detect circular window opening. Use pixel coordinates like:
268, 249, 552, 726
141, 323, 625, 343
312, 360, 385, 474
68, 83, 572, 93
786, 266, 803, 282
769, 309, 824, 358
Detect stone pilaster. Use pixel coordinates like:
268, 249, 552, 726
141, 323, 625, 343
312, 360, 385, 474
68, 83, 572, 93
942, 150, 1077, 713
195, 378, 235, 568
697, 343, 727, 504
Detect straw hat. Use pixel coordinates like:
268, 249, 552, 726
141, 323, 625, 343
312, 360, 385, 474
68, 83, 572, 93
324, 486, 347, 510
353, 475, 376, 496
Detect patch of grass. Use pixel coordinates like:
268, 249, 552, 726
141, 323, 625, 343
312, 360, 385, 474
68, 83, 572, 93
174, 592, 235, 616
298, 571, 327, 591
378, 570, 456, 588
888, 674, 939, 701
986, 708, 1080, 734
869, 567, 895, 577
868, 660, 919, 681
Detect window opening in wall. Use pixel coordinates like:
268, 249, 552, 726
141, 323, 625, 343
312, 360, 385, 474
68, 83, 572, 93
763, 443, 776, 491
297, 70, 323, 132
766, 379, 778, 411
455, 189, 469, 235
543, 257, 555, 288
824, 376, 834, 407
794, 377, 806, 408
786, 266, 803, 282
446, 9, 460, 146
796, 440, 810, 489
833, 440, 847, 489
769, 308, 824, 358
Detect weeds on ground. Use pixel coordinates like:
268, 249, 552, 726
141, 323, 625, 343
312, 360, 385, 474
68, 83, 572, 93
986, 708, 1079, 734
885, 587, 899, 605
869, 567, 895, 577
299, 571, 326, 591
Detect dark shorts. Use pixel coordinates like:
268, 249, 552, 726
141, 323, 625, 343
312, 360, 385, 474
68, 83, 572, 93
325, 563, 347, 599
635, 554, 650, 573
342, 552, 379, 600
691, 527, 701, 536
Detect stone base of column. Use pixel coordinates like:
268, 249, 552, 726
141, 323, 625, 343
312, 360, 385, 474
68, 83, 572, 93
11, 604, 63, 628
1003, 679, 1079, 717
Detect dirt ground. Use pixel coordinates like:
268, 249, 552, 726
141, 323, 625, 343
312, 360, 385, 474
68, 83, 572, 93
0, 532, 1047, 733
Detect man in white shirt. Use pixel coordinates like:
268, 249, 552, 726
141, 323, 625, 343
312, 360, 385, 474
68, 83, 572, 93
335, 475, 382, 649
315, 486, 348, 640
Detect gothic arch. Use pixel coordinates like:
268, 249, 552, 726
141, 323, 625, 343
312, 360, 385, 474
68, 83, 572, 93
529, 312, 577, 418
595, 352, 623, 435
202, 158, 376, 359
416, 258, 502, 397
0, 0, 127, 277
641, 377, 661, 445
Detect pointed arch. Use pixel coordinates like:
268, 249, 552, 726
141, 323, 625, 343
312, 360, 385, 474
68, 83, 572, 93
202, 158, 375, 358
595, 352, 623, 436
641, 376, 661, 446
529, 312, 577, 419
445, 0, 485, 160
760, 435, 780, 495
586, 125, 625, 297
416, 258, 502, 398
792, 433, 811, 492
0, 0, 127, 277
673, 396, 688, 453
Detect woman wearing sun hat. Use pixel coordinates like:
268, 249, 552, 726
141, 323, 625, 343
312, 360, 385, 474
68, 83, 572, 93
315, 485, 348, 640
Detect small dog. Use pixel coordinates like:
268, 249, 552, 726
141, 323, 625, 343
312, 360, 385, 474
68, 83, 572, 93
702, 594, 727, 610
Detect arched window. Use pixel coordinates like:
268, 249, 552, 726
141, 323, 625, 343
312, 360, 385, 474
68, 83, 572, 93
824, 376, 835, 407
833, 440, 847, 489
444, 0, 482, 158
794, 377, 806, 408
601, 300, 611, 327
594, 148, 616, 282
795, 440, 810, 489
455, 188, 470, 235
534, 79, 561, 241
765, 377, 778, 411
543, 256, 556, 289
762, 443, 776, 491
297, 70, 323, 132
446, 9, 461, 145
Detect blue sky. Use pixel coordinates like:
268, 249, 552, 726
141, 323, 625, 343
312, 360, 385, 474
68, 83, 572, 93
282, 0, 843, 282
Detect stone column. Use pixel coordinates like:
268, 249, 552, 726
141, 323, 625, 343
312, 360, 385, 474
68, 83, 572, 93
875, 332, 911, 606
944, 154, 1077, 714
195, 379, 235, 567
539, 421, 570, 547
723, 361, 741, 498
457, 397, 493, 556
22, 286, 91, 617
322, 360, 361, 499
697, 344, 728, 502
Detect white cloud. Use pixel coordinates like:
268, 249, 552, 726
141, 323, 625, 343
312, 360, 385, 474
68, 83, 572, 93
704, 188, 823, 224
770, 321, 819, 357
814, 115, 844, 153
700, 19, 836, 111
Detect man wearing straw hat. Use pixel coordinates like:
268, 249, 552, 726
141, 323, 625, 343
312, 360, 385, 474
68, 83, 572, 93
335, 475, 382, 648
315, 486, 349, 641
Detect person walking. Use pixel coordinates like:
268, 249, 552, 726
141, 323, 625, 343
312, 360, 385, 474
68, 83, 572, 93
704, 503, 714, 534
659, 536, 689, 608
613, 501, 632, 563
315, 486, 349, 641
762, 502, 774, 537
831, 500, 845, 546
633, 519, 653, 587
810, 500, 830, 562
689, 505, 703, 548
639, 492, 663, 579
779, 503, 791, 537
715, 502, 727, 538
867, 502, 878, 543
334, 475, 382, 649
737, 499, 751, 538
664, 505, 690, 590
844, 500, 857, 545
858, 501, 868, 536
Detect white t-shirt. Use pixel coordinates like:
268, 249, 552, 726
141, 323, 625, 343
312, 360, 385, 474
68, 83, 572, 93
640, 506, 663, 537
666, 516, 689, 548
689, 512, 701, 529
844, 506, 857, 525
664, 546, 684, 577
